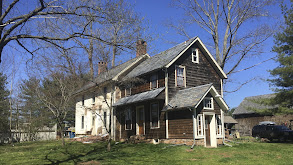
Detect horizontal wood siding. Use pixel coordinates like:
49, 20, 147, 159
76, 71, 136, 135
168, 109, 193, 139
115, 100, 166, 140
145, 100, 166, 139
168, 43, 222, 99
121, 71, 165, 97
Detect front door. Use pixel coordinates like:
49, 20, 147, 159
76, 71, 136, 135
136, 106, 145, 135
205, 115, 211, 147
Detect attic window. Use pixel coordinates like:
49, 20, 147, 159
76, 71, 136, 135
203, 97, 213, 110
192, 48, 199, 63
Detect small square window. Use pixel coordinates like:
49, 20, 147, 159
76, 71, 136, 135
203, 97, 213, 109
192, 48, 199, 63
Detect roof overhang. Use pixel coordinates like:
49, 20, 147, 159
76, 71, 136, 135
113, 87, 165, 107
165, 37, 227, 79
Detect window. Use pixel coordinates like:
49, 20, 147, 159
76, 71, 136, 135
82, 96, 85, 106
192, 48, 199, 63
125, 88, 131, 96
197, 114, 203, 136
175, 65, 186, 87
150, 103, 159, 128
92, 116, 95, 126
104, 112, 107, 126
150, 74, 158, 89
216, 115, 222, 136
104, 87, 107, 94
125, 108, 132, 130
92, 93, 95, 104
203, 97, 213, 109
81, 115, 84, 129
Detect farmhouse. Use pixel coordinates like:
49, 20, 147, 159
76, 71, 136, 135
74, 37, 229, 147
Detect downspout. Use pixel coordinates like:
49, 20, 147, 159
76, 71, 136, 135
163, 67, 169, 139
189, 107, 196, 149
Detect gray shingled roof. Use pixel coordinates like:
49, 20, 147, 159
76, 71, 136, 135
73, 56, 146, 95
123, 37, 198, 79
113, 87, 165, 107
224, 116, 238, 124
232, 94, 276, 115
165, 84, 212, 110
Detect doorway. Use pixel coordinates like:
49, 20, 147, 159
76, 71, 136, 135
136, 106, 145, 135
205, 115, 212, 147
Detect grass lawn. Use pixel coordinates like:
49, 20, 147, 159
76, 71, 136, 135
0, 139, 293, 165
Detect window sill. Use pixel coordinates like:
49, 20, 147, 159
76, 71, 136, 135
150, 127, 160, 129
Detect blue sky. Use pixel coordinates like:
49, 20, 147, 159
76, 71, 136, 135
1, 0, 287, 109
131, 0, 285, 108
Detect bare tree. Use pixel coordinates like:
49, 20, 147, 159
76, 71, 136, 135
170, 0, 276, 90
0, 0, 114, 64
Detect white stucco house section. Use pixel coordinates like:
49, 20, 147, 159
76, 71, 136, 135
75, 84, 113, 137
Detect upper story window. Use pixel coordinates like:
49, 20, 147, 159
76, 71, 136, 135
150, 74, 158, 89
203, 97, 213, 110
92, 93, 95, 104
175, 65, 186, 87
192, 48, 199, 63
103, 87, 107, 94
82, 95, 85, 106
125, 88, 131, 97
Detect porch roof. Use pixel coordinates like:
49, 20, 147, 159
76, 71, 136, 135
164, 84, 229, 111
113, 87, 165, 107
224, 116, 238, 124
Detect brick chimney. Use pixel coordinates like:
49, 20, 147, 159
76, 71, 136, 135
136, 40, 147, 57
98, 62, 107, 75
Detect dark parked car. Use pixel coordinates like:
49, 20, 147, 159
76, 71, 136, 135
252, 125, 293, 141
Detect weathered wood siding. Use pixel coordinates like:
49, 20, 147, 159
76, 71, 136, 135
168, 109, 193, 139
115, 100, 166, 140
119, 71, 165, 97
234, 114, 293, 136
168, 43, 222, 98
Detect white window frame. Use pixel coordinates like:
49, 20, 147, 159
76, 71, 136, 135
175, 65, 186, 87
82, 96, 85, 106
150, 74, 158, 89
81, 115, 84, 129
150, 102, 160, 129
203, 97, 214, 110
92, 93, 95, 105
125, 108, 132, 130
216, 114, 222, 136
192, 48, 199, 63
197, 114, 204, 137
125, 88, 131, 97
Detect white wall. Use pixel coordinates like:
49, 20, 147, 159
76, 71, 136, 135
75, 84, 113, 136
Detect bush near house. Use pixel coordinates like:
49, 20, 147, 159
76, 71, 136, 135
1, 140, 293, 164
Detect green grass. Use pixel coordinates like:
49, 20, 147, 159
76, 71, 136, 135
0, 140, 293, 165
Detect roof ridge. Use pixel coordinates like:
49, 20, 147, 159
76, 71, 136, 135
154, 36, 197, 57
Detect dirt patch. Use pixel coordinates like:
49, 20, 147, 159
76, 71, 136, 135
186, 149, 194, 152
79, 160, 100, 165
